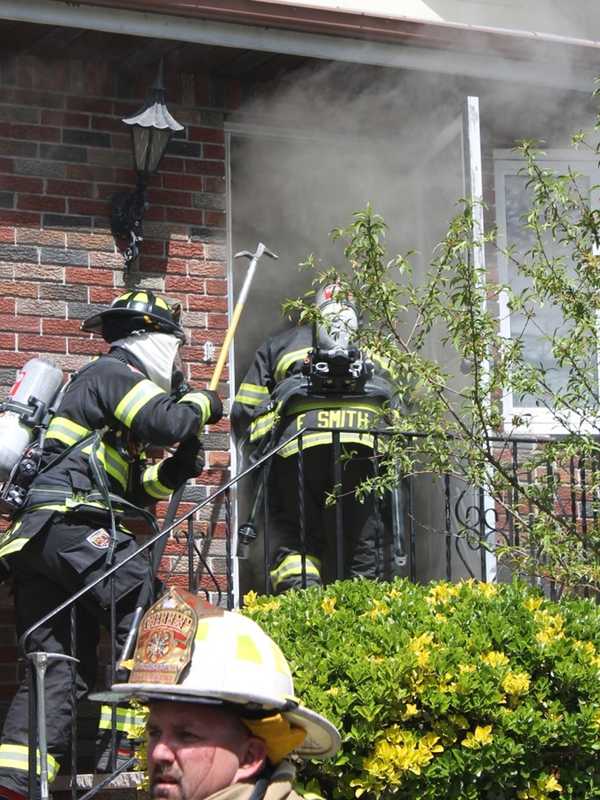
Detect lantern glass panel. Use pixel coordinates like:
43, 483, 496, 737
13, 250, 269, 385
131, 126, 172, 176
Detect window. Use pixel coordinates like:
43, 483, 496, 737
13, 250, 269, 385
494, 150, 600, 433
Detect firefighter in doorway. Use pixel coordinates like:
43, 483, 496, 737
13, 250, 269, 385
0, 290, 222, 799
231, 282, 395, 594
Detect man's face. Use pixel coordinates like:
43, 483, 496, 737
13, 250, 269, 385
147, 701, 266, 800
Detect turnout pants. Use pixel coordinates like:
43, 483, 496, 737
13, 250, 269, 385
0, 516, 148, 796
268, 444, 383, 593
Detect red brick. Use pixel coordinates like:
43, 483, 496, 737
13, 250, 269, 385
140, 239, 165, 256
0, 123, 60, 142
66, 231, 114, 251
188, 127, 224, 144
18, 334, 66, 352
0, 333, 15, 349
0, 158, 14, 174
46, 179, 94, 198
162, 174, 203, 191
166, 241, 204, 259
206, 279, 226, 295
204, 312, 228, 329
186, 295, 228, 312
66, 96, 113, 114
89, 287, 121, 303
205, 211, 225, 227
0, 228, 15, 244
185, 160, 225, 177
159, 157, 184, 173
160, 257, 186, 275
144, 205, 165, 222
187, 261, 225, 278
208, 451, 230, 468
68, 338, 105, 354
16, 228, 64, 246
0, 299, 15, 313
0, 350, 30, 367
65, 165, 114, 184
0, 314, 39, 333
89, 252, 125, 269
67, 198, 109, 216
95, 183, 132, 201
91, 115, 125, 133
17, 195, 65, 213
164, 208, 204, 225
43, 318, 84, 335
190, 330, 226, 346
0, 281, 36, 298
0, 211, 41, 226
41, 110, 90, 128
65, 267, 114, 286
150, 189, 193, 207
0, 176, 43, 193
164, 276, 206, 294
204, 145, 225, 160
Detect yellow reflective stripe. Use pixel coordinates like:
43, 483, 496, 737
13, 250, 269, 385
236, 634, 263, 664
270, 554, 321, 590
274, 349, 310, 383
279, 431, 374, 457
0, 743, 60, 781
178, 391, 210, 425
249, 411, 276, 442
99, 705, 147, 734
287, 399, 381, 416
235, 383, 269, 406
82, 442, 129, 490
114, 380, 164, 428
0, 536, 29, 559
46, 416, 91, 447
142, 463, 172, 499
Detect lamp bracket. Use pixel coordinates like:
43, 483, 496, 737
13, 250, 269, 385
110, 182, 148, 271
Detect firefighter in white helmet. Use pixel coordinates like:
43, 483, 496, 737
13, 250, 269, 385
108, 588, 341, 800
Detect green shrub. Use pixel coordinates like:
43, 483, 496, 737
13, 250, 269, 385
242, 579, 600, 800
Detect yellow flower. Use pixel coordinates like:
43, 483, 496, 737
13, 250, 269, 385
321, 596, 337, 615
502, 670, 530, 696
461, 725, 493, 749
243, 590, 259, 609
363, 727, 444, 784
481, 651, 509, 668
477, 582, 498, 598
524, 596, 544, 612
402, 703, 419, 720
517, 774, 562, 799
362, 599, 390, 619
448, 714, 469, 729
426, 583, 459, 606
534, 610, 565, 647
458, 663, 476, 674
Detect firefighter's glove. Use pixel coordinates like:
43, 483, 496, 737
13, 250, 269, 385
201, 389, 223, 425
166, 437, 205, 481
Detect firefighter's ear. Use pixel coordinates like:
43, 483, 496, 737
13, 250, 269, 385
235, 736, 267, 781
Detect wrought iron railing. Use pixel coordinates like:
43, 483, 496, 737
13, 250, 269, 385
17, 428, 597, 796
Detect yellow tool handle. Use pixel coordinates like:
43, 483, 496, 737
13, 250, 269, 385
209, 300, 244, 391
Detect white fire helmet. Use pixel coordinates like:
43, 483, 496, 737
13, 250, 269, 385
315, 282, 359, 349
111, 588, 341, 760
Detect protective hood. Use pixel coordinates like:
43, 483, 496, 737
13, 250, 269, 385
112, 331, 181, 393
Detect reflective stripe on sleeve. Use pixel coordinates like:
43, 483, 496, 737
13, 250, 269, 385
249, 411, 276, 443
99, 705, 148, 737
234, 382, 269, 407
0, 536, 29, 559
178, 391, 211, 426
270, 554, 321, 591
274, 349, 310, 383
142, 463, 172, 499
46, 416, 92, 447
0, 743, 60, 782
114, 380, 164, 428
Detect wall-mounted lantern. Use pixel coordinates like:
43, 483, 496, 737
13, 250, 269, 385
110, 61, 184, 271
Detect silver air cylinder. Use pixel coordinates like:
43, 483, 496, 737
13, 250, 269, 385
0, 357, 63, 481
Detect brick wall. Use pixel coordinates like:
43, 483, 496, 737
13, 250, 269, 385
0, 53, 240, 696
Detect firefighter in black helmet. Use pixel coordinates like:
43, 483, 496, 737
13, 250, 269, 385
0, 290, 222, 800
231, 282, 395, 594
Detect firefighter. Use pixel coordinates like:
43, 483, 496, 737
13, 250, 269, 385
0, 290, 222, 799
231, 282, 394, 593
109, 589, 340, 800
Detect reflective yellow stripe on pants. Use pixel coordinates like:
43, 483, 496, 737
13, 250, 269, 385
270, 554, 322, 591
0, 742, 60, 782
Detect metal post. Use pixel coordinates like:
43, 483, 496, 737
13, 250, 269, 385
298, 436, 307, 587
333, 432, 344, 581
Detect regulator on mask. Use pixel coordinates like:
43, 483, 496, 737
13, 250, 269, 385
303, 282, 373, 395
